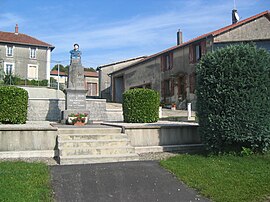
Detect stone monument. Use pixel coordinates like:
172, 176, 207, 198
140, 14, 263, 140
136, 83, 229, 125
62, 44, 89, 123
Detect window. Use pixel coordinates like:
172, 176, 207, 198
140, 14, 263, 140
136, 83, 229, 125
4, 63, 14, 75
161, 52, 173, 71
87, 82, 98, 96
161, 79, 174, 97
30, 48, 37, 59
6, 46, 13, 57
195, 45, 201, 61
189, 40, 206, 64
28, 65, 38, 79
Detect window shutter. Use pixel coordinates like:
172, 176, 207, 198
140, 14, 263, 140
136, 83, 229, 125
161, 81, 165, 97
201, 40, 206, 56
178, 77, 182, 96
160, 56, 164, 72
169, 52, 173, 69
189, 73, 196, 94
189, 45, 194, 64
170, 78, 174, 96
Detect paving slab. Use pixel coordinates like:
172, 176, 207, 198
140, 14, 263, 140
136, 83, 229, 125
50, 161, 210, 202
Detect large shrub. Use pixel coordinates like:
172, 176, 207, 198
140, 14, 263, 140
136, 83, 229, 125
196, 44, 270, 153
123, 88, 160, 123
0, 86, 28, 124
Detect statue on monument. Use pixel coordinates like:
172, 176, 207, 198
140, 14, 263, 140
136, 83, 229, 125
70, 43, 82, 61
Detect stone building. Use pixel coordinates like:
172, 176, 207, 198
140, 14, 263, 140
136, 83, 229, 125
50, 70, 99, 97
0, 24, 54, 82
97, 56, 147, 101
110, 10, 270, 108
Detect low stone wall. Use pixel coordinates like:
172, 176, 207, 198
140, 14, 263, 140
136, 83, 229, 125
27, 98, 110, 122
0, 122, 58, 158
86, 98, 107, 121
102, 122, 203, 154
28, 98, 65, 121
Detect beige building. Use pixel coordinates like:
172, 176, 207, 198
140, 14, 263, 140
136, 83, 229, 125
50, 70, 99, 97
97, 56, 147, 101
110, 11, 270, 108
0, 24, 54, 81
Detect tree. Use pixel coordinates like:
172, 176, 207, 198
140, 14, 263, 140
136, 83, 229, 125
51, 64, 68, 73
84, 67, 96, 72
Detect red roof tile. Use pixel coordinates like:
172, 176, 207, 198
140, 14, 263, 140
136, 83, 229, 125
84, 71, 98, 77
0, 31, 54, 49
50, 70, 98, 77
50, 70, 67, 76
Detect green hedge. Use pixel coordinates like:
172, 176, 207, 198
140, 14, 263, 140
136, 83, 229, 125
123, 88, 160, 123
196, 44, 270, 153
0, 86, 28, 124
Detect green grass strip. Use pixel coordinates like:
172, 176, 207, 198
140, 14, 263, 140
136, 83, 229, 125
160, 154, 270, 202
0, 161, 53, 202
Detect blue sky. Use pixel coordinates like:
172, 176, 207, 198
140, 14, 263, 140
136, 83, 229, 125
0, 0, 269, 68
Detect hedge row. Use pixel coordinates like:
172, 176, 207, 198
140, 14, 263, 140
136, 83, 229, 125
0, 86, 28, 124
196, 44, 270, 153
123, 88, 160, 123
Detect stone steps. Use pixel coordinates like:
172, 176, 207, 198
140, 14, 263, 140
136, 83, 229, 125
60, 154, 139, 165
58, 133, 127, 141
58, 127, 139, 165
59, 139, 130, 148
59, 146, 135, 156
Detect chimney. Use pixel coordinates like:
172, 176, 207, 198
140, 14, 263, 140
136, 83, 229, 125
177, 29, 183, 45
232, 9, 239, 24
15, 24, 19, 35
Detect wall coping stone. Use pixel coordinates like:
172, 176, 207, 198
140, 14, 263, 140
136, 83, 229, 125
0, 121, 57, 131
102, 121, 198, 129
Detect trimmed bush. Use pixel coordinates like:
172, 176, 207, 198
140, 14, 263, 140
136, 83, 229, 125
0, 86, 28, 124
196, 44, 270, 153
123, 88, 160, 123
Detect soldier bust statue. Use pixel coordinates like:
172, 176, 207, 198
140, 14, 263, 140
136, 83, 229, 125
70, 43, 82, 61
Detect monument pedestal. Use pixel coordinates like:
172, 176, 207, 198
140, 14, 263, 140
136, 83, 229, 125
62, 58, 89, 123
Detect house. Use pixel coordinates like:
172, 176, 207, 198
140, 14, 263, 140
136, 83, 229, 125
50, 70, 99, 96
97, 56, 147, 101
109, 10, 270, 108
0, 24, 54, 82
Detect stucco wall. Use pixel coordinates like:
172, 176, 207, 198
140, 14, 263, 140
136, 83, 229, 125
0, 43, 49, 80
99, 58, 146, 101
214, 16, 270, 43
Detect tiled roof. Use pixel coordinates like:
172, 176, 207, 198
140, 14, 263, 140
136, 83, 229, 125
50, 70, 67, 76
97, 56, 147, 69
0, 31, 54, 49
50, 70, 98, 77
110, 10, 270, 75
84, 71, 98, 77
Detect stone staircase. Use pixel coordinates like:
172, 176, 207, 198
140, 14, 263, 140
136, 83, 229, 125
57, 127, 139, 165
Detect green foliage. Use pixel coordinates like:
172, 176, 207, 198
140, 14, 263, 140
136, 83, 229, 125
3, 75, 48, 86
241, 147, 254, 156
0, 86, 28, 124
84, 67, 96, 72
51, 64, 68, 73
0, 161, 53, 201
160, 154, 270, 202
196, 44, 270, 153
123, 88, 160, 123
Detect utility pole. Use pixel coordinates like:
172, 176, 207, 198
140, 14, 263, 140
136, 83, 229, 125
57, 63, 60, 91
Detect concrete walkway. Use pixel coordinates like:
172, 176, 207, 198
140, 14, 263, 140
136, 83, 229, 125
50, 161, 210, 202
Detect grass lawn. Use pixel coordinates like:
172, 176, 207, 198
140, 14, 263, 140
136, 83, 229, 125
0, 161, 53, 202
160, 154, 270, 202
